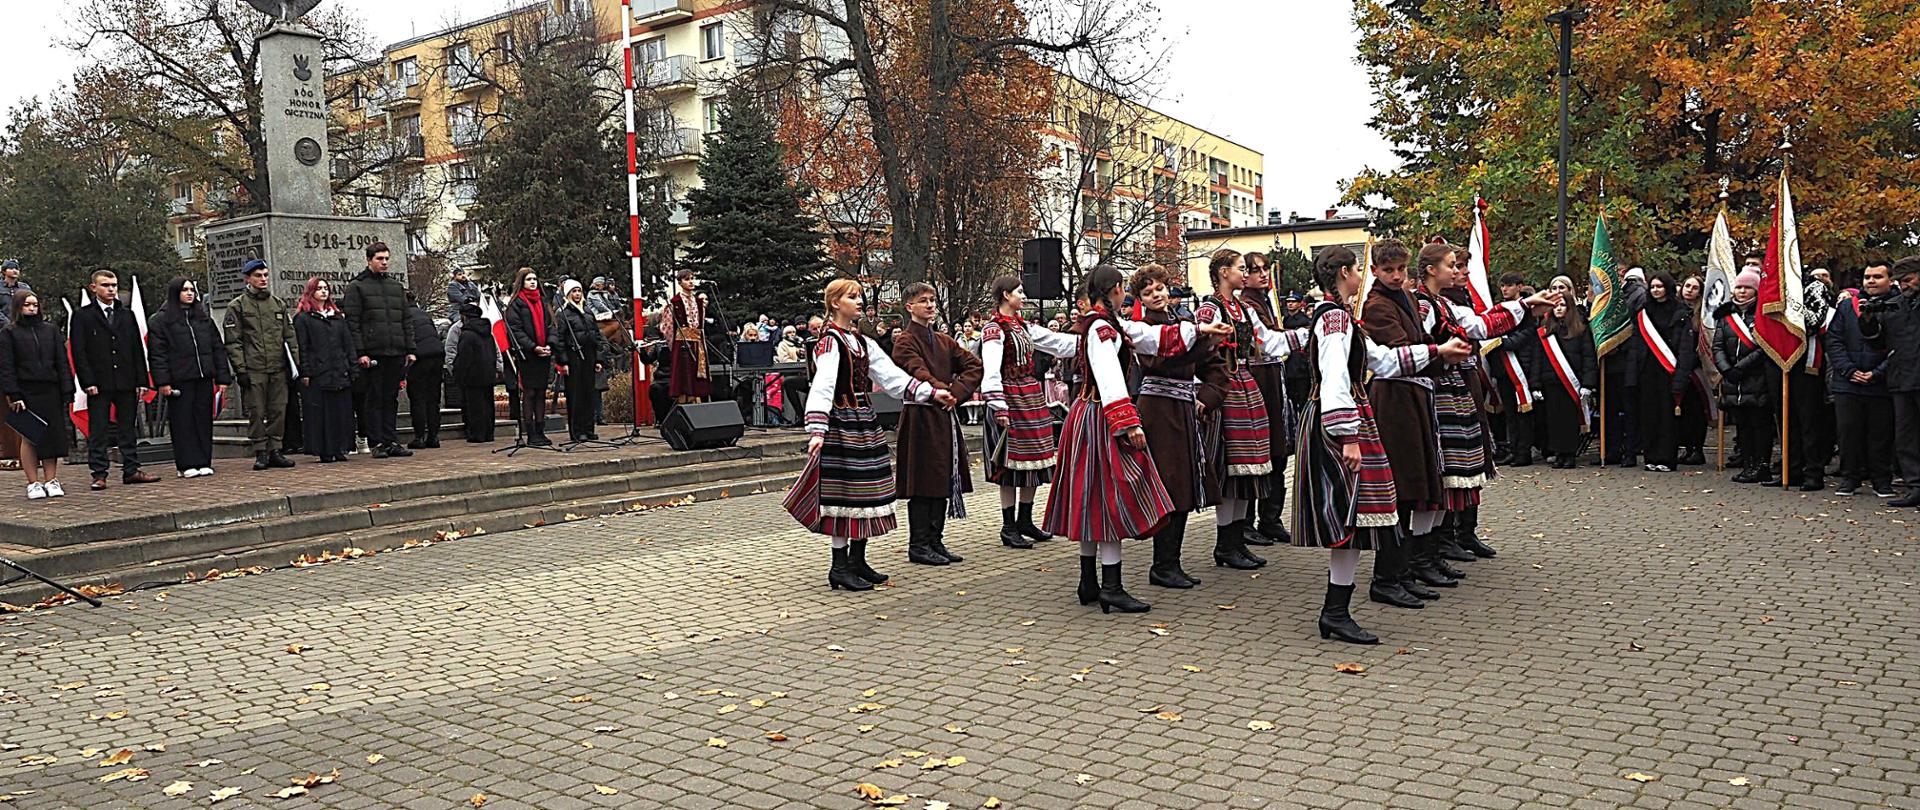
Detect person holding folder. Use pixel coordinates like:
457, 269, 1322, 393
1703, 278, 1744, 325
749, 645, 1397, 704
0, 290, 73, 498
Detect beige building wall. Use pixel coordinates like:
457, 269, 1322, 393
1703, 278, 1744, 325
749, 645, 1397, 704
1182, 216, 1370, 299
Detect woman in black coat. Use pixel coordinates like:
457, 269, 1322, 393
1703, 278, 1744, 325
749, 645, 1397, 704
147, 277, 233, 477
1534, 300, 1599, 468
503, 267, 554, 446
1633, 271, 1698, 472
294, 277, 358, 463
0, 290, 74, 498
1713, 271, 1776, 484
450, 304, 498, 442
551, 280, 605, 442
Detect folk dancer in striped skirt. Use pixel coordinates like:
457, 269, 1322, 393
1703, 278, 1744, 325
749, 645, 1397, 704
890, 282, 984, 567
1194, 249, 1309, 571
1240, 251, 1298, 548
1293, 247, 1469, 643
1408, 242, 1558, 591
786, 279, 947, 592
1129, 265, 1230, 590
979, 274, 1081, 549
1043, 266, 1176, 614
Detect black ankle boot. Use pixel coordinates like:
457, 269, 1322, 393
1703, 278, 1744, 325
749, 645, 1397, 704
1077, 555, 1099, 605
1244, 500, 1277, 546
1408, 534, 1460, 588
927, 500, 962, 563
253, 452, 271, 471
1437, 527, 1477, 563
1016, 501, 1052, 541
1148, 525, 1195, 589
999, 506, 1033, 549
1098, 562, 1150, 614
1212, 523, 1261, 570
848, 540, 889, 584
1233, 519, 1268, 566
1369, 579, 1424, 609
908, 500, 949, 566
1400, 576, 1441, 601
828, 546, 873, 591
1318, 583, 1379, 644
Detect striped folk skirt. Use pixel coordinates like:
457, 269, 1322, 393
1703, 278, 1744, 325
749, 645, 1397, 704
1208, 368, 1273, 500
1433, 367, 1490, 509
1291, 394, 1400, 551
1043, 399, 1174, 544
984, 375, 1055, 487
783, 405, 898, 539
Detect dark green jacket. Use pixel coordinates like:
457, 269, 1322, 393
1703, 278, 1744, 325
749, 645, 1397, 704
223, 288, 298, 375
340, 268, 411, 357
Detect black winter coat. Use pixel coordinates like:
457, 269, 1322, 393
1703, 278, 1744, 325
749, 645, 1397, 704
504, 295, 550, 362
451, 314, 498, 388
1712, 302, 1773, 408
1635, 297, 1698, 395
1537, 325, 1599, 391
550, 303, 604, 368
406, 304, 445, 360
294, 310, 357, 391
1882, 286, 1920, 394
147, 308, 233, 387
1607, 277, 1650, 381
0, 319, 75, 399
339, 269, 411, 357
70, 301, 149, 393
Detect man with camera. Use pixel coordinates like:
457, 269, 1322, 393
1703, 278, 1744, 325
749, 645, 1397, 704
1826, 261, 1897, 497
1880, 256, 1920, 507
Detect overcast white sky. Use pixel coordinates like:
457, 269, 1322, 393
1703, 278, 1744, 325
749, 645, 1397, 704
0, 0, 1396, 217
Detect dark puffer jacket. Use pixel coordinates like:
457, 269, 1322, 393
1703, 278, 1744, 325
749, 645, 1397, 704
340, 269, 411, 357
1883, 285, 1920, 394
1713, 302, 1773, 408
0, 317, 74, 398
148, 305, 233, 387
549, 303, 604, 368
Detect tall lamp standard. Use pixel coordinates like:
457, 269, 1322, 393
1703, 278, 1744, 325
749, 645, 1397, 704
1545, 5, 1589, 281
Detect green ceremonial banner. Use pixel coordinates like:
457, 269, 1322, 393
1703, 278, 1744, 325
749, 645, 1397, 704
1587, 213, 1631, 356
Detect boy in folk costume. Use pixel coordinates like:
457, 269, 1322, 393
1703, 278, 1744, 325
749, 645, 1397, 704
1411, 243, 1557, 586
663, 268, 711, 404
1360, 239, 1447, 609
1193, 249, 1309, 571
1294, 247, 1471, 643
890, 282, 985, 566
1238, 252, 1297, 547
786, 280, 949, 592
1130, 265, 1229, 589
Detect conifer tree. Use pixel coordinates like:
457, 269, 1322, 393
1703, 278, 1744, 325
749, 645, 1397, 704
684, 94, 827, 323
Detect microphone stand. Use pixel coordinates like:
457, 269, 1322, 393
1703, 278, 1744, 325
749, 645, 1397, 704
492, 342, 564, 457
1, 557, 103, 608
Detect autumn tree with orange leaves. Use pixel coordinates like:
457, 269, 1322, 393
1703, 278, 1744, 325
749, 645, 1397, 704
1345, 0, 1920, 279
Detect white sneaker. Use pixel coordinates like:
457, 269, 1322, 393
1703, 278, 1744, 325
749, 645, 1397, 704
44, 480, 64, 497
197, 467, 215, 477
26, 482, 46, 500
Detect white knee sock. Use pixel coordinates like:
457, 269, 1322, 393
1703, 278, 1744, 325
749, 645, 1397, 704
1099, 542, 1122, 565
1078, 540, 1097, 557
1328, 548, 1360, 586
831, 536, 849, 550
1409, 509, 1443, 536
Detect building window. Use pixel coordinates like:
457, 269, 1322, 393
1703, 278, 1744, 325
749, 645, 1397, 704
350, 82, 364, 110
702, 97, 723, 132
636, 36, 666, 63
448, 103, 480, 146
451, 162, 478, 205
396, 57, 420, 87
494, 32, 516, 62
454, 220, 484, 246
447, 42, 480, 86
701, 23, 725, 61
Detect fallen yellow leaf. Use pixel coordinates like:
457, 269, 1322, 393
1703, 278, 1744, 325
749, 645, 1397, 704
1332, 663, 1367, 675
365, 754, 386, 765
1247, 720, 1276, 731
98, 767, 150, 783
100, 749, 134, 767
1728, 776, 1750, 786
982, 799, 1003, 809
763, 732, 789, 742
706, 738, 727, 748
163, 781, 193, 797
1154, 711, 1183, 722
718, 704, 738, 715
1180, 665, 1203, 673
593, 785, 618, 795
873, 759, 904, 770
855, 783, 886, 800
208, 787, 242, 803
304, 683, 330, 692
469, 794, 488, 807
1625, 772, 1658, 783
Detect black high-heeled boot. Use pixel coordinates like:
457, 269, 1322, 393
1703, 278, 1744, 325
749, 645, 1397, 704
1098, 562, 1150, 614
1458, 506, 1497, 558
907, 500, 949, 565
999, 506, 1033, 549
1233, 519, 1268, 566
1016, 501, 1052, 541
927, 499, 963, 563
1318, 583, 1379, 644
1212, 522, 1261, 569
849, 540, 889, 584
828, 546, 873, 591
1077, 555, 1099, 605
1431, 529, 1469, 579
1148, 522, 1195, 588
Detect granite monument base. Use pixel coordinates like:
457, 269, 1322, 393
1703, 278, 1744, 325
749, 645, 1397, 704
203, 213, 409, 304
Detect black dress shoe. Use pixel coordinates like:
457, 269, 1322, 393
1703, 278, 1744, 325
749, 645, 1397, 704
1460, 535, 1497, 558
1369, 581, 1424, 609
1889, 491, 1920, 508
407, 438, 427, 450
385, 444, 414, 457
1400, 577, 1440, 601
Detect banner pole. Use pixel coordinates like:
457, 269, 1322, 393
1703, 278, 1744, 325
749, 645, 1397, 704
1598, 354, 1608, 463
1716, 408, 1726, 472
1779, 372, 1790, 488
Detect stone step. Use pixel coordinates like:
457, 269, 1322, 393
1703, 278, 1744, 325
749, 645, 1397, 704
0, 462, 806, 606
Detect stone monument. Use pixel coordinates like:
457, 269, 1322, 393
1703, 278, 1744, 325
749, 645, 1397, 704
204, 0, 407, 304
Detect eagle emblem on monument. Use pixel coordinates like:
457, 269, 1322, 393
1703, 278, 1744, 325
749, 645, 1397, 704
244, 0, 325, 25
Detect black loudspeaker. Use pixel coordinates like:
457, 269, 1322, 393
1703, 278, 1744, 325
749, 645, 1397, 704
869, 391, 902, 431
1021, 237, 1065, 299
661, 401, 746, 451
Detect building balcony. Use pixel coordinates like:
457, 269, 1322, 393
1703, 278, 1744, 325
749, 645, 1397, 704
451, 122, 486, 149
453, 184, 479, 208
633, 0, 694, 24
640, 55, 697, 94
448, 63, 488, 92
168, 197, 192, 216
378, 79, 422, 111
541, 8, 592, 41
657, 127, 703, 163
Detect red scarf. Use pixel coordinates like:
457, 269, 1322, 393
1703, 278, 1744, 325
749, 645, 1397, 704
517, 288, 546, 344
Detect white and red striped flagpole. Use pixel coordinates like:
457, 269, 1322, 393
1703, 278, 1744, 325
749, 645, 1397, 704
619, 0, 655, 426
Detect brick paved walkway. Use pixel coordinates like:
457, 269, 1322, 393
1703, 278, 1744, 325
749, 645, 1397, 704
2, 464, 1916, 809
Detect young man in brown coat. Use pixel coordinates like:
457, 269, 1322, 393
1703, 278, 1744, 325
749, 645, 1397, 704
891, 282, 985, 566
1360, 239, 1446, 610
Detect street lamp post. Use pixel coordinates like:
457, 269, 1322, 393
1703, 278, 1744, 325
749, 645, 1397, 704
1545, 5, 1588, 282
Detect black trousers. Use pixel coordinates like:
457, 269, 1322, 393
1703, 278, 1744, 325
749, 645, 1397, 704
1893, 391, 1920, 485
1784, 372, 1832, 482
461, 385, 496, 441
166, 378, 215, 472
1833, 393, 1894, 487
1635, 368, 1678, 467
517, 359, 552, 438
563, 362, 596, 439
86, 388, 142, 478
1605, 374, 1639, 462
365, 355, 406, 448
1540, 386, 1585, 457
408, 358, 444, 442
1729, 404, 1773, 472
283, 375, 304, 453
303, 386, 355, 458
1678, 383, 1709, 451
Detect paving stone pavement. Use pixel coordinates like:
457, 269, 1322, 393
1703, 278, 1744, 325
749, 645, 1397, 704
2, 463, 1918, 809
